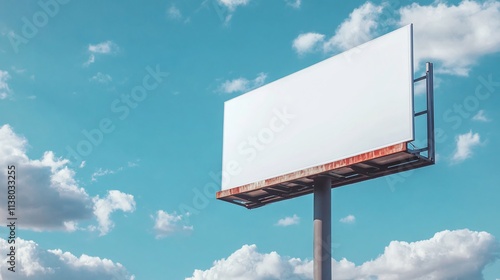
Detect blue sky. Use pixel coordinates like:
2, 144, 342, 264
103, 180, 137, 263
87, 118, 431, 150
0, 0, 500, 279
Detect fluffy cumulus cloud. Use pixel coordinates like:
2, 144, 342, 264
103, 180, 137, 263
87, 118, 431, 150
0, 125, 93, 231
88, 41, 118, 54
293, 0, 500, 76
292, 33, 325, 55
452, 131, 481, 163
93, 191, 136, 236
0, 124, 135, 234
84, 41, 119, 66
0, 70, 12, 99
275, 214, 300, 227
219, 72, 267, 94
0, 237, 134, 279
292, 2, 383, 54
323, 2, 384, 52
399, 0, 500, 76
152, 210, 193, 239
186, 244, 311, 280
186, 229, 499, 280
357, 229, 498, 279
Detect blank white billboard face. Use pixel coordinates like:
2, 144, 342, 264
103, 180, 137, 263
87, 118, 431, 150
221, 25, 414, 191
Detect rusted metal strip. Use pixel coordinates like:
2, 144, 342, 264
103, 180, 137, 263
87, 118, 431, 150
216, 143, 406, 199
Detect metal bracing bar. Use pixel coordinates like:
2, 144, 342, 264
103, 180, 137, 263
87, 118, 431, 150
326, 171, 347, 179
271, 184, 294, 192
225, 198, 249, 207
263, 188, 289, 198
414, 75, 426, 82
415, 110, 428, 117
290, 181, 314, 189
350, 165, 374, 176
408, 147, 429, 153
233, 193, 260, 204
359, 161, 385, 170
268, 184, 293, 193
426, 62, 435, 162
321, 174, 343, 181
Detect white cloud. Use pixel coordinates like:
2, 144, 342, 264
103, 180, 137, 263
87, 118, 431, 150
218, 0, 249, 12
152, 210, 193, 239
90, 72, 112, 84
0, 70, 12, 99
84, 54, 95, 67
0, 124, 134, 235
472, 110, 491, 122
63, 221, 78, 232
91, 168, 116, 182
186, 229, 499, 280
93, 190, 136, 236
84, 41, 118, 66
215, 0, 250, 24
294, 1, 500, 76
276, 214, 300, 227
219, 72, 267, 94
91, 162, 138, 182
253, 72, 267, 87
285, 0, 301, 9
292, 33, 325, 55
358, 229, 498, 279
222, 78, 248, 93
79, 160, 86, 168
88, 41, 118, 54
323, 2, 384, 52
399, 1, 500, 76
452, 131, 481, 163
167, 4, 182, 20
0, 237, 134, 279
186, 244, 310, 280
0, 124, 93, 231
291, 2, 384, 54
339, 214, 356, 224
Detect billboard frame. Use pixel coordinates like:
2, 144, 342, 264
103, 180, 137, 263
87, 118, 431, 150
221, 25, 415, 193
217, 62, 435, 209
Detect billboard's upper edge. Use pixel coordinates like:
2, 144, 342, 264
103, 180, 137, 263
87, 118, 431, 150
221, 25, 414, 191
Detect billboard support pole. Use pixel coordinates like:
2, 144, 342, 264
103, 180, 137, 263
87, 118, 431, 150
314, 176, 331, 280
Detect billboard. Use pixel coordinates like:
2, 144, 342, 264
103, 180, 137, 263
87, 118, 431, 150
221, 24, 414, 192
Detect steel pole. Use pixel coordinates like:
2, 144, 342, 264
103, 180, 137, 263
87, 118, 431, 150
426, 62, 435, 162
314, 176, 331, 280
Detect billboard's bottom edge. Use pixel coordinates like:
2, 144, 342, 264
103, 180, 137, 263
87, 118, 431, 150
216, 142, 434, 209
